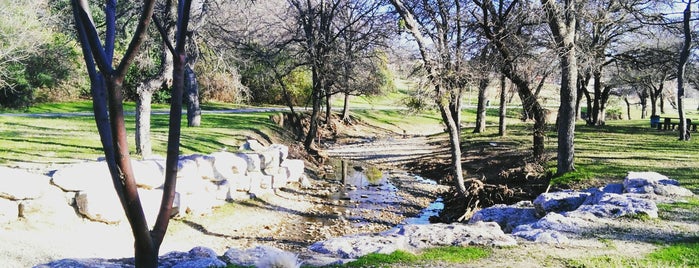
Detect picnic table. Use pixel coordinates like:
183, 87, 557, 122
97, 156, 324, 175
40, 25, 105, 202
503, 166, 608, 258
651, 116, 698, 131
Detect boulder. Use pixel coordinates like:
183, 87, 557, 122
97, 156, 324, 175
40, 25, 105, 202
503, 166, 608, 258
51, 162, 111, 192
512, 224, 569, 244
248, 172, 273, 196
210, 152, 248, 180
19, 185, 77, 224
179, 192, 218, 215
575, 192, 658, 218
239, 139, 267, 152
469, 201, 538, 232
624, 171, 694, 197
224, 245, 300, 267
259, 150, 281, 175
160, 247, 225, 268
74, 189, 124, 224
131, 159, 164, 189
33, 258, 128, 268
52, 160, 165, 192
271, 171, 289, 189
0, 197, 18, 223
530, 212, 593, 233
0, 166, 50, 200
309, 234, 407, 259
280, 159, 305, 183
180, 154, 216, 181
238, 153, 262, 173
533, 191, 590, 217
268, 143, 289, 162
139, 189, 181, 226
177, 158, 200, 180
398, 222, 517, 249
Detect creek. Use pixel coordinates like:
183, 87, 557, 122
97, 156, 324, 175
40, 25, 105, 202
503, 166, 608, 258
313, 159, 444, 227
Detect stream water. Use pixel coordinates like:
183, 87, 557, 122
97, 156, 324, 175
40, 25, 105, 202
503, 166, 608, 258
322, 159, 444, 225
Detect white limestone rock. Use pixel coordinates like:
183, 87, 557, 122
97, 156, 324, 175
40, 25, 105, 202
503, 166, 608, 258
512, 224, 569, 244
624, 171, 694, 197
575, 192, 658, 218
239, 139, 267, 152
533, 191, 591, 217
0, 197, 18, 223
281, 159, 305, 183
398, 222, 517, 249
0, 166, 50, 200
210, 152, 248, 181
309, 234, 407, 259
469, 201, 538, 232
74, 189, 124, 224
224, 245, 298, 267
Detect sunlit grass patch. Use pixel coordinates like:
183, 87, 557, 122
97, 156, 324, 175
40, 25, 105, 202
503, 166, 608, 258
340, 246, 490, 267
569, 242, 699, 268
344, 250, 418, 267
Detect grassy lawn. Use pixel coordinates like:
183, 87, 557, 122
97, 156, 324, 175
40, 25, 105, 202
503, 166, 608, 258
0, 105, 286, 164
2, 101, 699, 267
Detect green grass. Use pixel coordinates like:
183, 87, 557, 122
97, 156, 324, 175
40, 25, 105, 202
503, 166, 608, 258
568, 242, 699, 268
341, 246, 491, 267
459, 118, 699, 192
0, 111, 285, 164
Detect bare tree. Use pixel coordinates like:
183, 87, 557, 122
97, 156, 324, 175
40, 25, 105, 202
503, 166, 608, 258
389, 0, 471, 201
541, 0, 578, 175
72, 0, 191, 265
677, 0, 691, 140
576, 0, 644, 126
474, 0, 551, 161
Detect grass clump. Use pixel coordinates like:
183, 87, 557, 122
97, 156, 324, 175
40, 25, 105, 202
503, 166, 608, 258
419, 246, 491, 263
342, 246, 490, 267
344, 250, 418, 267
549, 167, 594, 187
567, 242, 699, 268
645, 242, 699, 267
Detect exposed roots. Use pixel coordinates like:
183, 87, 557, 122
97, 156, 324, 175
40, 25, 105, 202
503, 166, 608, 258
433, 179, 515, 223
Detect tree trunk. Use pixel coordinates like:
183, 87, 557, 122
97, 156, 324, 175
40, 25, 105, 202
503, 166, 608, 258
449, 89, 463, 134
303, 67, 322, 151
184, 65, 201, 127
639, 89, 648, 119
505, 66, 547, 161
591, 70, 602, 126
660, 91, 665, 114
624, 97, 631, 120
649, 91, 658, 117
499, 74, 507, 136
324, 88, 332, 127
474, 76, 489, 133
341, 92, 350, 123
437, 98, 466, 195
556, 43, 577, 175
678, 0, 691, 141
135, 92, 153, 158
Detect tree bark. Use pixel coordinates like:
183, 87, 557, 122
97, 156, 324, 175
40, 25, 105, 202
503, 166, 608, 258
135, 92, 153, 158
678, 0, 691, 141
624, 97, 631, 120
474, 76, 489, 133
498, 74, 507, 136
341, 92, 351, 122
184, 65, 201, 127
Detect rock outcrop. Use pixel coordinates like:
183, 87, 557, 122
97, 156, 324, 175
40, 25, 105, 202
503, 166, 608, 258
470, 171, 694, 244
